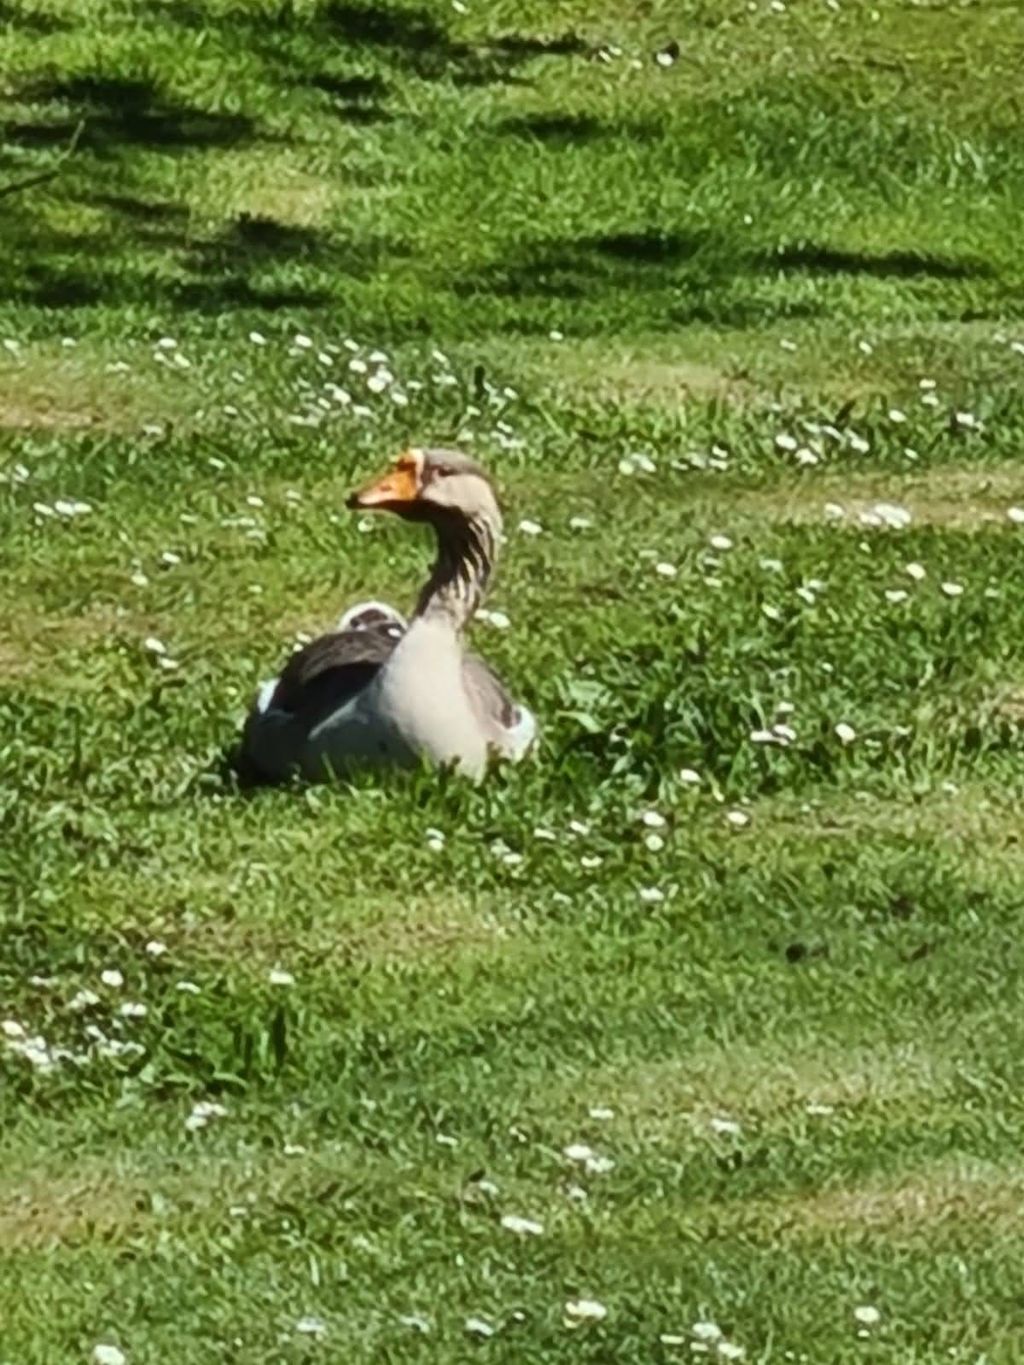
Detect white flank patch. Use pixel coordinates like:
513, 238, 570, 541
254, 677, 279, 715
506, 705, 538, 760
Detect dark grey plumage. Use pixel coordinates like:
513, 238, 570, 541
269, 618, 402, 726
270, 617, 522, 734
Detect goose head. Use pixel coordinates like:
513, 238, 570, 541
346, 447, 499, 528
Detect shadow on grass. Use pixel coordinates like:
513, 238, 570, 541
309, 72, 389, 101
7, 75, 259, 154
88, 193, 189, 224
318, 0, 459, 58
487, 32, 593, 58
452, 230, 720, 302
581, 230, 709, 264
0, 0, 69, 30
455, 229, 994, 302
1, 258, 330, 312
146, 0, 590, 85
327, 102, 395, 126
447, 226, 996, 331
0, 190, 410, 308
772, 243, 993, 281
308, 70, 394, 122
314, 3, 596, 81
210, 740, 282, 795
173, 279, 332, 311
496, 113, 637, 145
183, 215, 410, 282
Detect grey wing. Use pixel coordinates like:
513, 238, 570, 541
269, 619, 403, 726
462, 652, 538, 760
240, 616, 404, 784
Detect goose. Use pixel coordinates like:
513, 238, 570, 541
239, 446, 536, 783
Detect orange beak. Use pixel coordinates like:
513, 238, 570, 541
346, 454, 421, 510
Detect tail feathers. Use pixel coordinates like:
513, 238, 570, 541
505, 705, 538, 761
337, 600, 407, 634
254, 676, 280, 715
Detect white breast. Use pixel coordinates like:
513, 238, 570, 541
372, 617, 488, 776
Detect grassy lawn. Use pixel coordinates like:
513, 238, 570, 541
3, 1, 1024, 1360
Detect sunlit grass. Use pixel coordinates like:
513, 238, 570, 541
3, 1, 1024, 1361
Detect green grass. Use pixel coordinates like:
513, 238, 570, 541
4, 1, 1024, 1361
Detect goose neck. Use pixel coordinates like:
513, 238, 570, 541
415, 508, 500, 631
